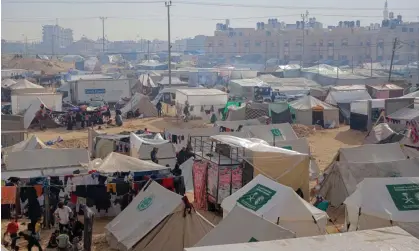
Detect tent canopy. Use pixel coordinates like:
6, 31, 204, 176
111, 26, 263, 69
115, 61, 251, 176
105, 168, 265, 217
289, 95, 337, 111
120, 93, 158, 118
96, 152, 169, 173
105, 181, 213, 251
184, 227, 419, 251
325, 90, 371, 106
2, 135, 48, 155
221, 174, 328, 237
130, 133, 176, 167
1, 79, 16, 88
10, 79, 44, 90
241, 123, 298, 142
344, 178, 419, 238
337, 143, 407, 163
387, 108, 419, 121
320, 159, 419, 207
194, 205, 296, 247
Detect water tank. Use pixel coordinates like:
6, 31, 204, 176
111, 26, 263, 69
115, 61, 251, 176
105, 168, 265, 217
397, 15, 402, 21
339, 21, 343, 27
350, 21, 355, 27
296, 21, 300, 28
226, 19, 230, 27
257, 22, 260, 29
356, 20, 360, 27
261, 22, 265, 29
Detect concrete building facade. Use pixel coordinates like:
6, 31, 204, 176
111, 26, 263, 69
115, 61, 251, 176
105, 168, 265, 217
205, 20, 419, 65
42, 25, 74, 48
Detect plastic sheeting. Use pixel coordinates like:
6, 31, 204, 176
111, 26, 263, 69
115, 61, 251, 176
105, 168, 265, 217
338, 143, 407, 163
210, 135, 310, 200
130, 133, 176, 167
185, 227, 419, 251
96, 152, 169, 173
221, 174, 328, 237
345, 177, 419, 238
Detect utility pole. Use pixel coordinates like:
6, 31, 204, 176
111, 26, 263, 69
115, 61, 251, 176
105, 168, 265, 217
52, 34, 55, 58
388, 37, 398, 82
147, 40, 150, 61
100, 17, 107, 53
264, 40, 268, 71
165, 1, 172, 87
300, 10, 309, 68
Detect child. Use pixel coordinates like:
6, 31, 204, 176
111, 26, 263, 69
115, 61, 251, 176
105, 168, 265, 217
3, 217, 19, 250
18, 224, 42, 251
34, 219, 42, 241
46, 230, 59, 251
182, 195, 194, 217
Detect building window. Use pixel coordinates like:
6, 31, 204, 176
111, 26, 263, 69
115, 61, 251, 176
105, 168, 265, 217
319, 40, 324, 46
218, 40, 224, 46
341, 39, 348, 47
284, 40, 289, 47
255, 41, 262, 47
319, 54, 323, 59
239, 32, 243, 36
340, 55, 348, 60
312, 42, 317, 47
402, 27, 408, 32
366, 41, 371, 46
233, 42, 237, 47
394, 55, 399, 60
328, 55, 334, 60
296, 39, 302, 47
244, 40, 250, 47
271, 42, 275, 47
377, 55, 383, 61
377, 39, 384, 48
328, 40, 334, 47
295, 55, 302, 60
409, 28, 414, 32
266, 31, 271, 36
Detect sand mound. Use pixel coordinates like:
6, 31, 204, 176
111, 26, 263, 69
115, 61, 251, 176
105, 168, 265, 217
53, 138, 88, 149
292, 124, 315, 138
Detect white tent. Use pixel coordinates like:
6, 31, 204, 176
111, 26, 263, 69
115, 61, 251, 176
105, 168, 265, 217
105, 181, 213, 251
195, 205, 295, 247
221, 174, 328, 237
364, 123, 403, 144
271, 138, 320, 180
22, 98, 60, 129
319, 159, 419, 207
9, 79, 44, 90
241, 123, 298, 142
130, 133, 177, 167
344, 177, 419, 238
95, 152, 169, 173
185, 227, 419, 251
2, 135, 48, 154
120, 93, 158, 118
336, 143, 407, 163
324, 90, 371, 106
179, 157, 194, 192
289, 95, 339, 127
1, 79, 16, 88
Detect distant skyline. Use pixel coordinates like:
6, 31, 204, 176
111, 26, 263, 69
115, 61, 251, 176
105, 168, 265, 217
2, 0, 419, 42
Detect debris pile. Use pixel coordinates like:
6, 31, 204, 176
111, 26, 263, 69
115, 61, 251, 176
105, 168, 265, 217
292, 124, 315, 138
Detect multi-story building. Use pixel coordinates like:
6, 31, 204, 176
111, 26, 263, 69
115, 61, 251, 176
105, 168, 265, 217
205, 8, 419, 65
42, 25, 74, 48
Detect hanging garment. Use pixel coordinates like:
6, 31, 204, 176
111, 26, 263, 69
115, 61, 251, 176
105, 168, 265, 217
107, 183, 116, 193
116, 183, 130, 196
70, 193, 78, 204
162, 177, 175, 191
74, 185, 87, 198
34, 185, 43, 197
1, 186, 17, 204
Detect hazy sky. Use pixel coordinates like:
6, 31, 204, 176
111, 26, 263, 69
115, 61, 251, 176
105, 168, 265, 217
2, 0, 419, 42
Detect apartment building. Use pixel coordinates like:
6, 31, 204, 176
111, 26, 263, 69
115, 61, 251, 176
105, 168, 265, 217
42, 25, 74, 48
205, 21, 419, 65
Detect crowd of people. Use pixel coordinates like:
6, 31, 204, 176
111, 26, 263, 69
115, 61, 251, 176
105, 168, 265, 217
3, 201, 84, 251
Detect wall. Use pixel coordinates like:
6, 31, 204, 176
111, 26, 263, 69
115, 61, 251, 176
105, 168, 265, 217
1, 115, 26, 147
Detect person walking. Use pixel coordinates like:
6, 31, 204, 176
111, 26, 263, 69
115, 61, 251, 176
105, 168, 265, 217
156, 100, 162, 117
54, 202, 73, 233
3, 217, 19, 250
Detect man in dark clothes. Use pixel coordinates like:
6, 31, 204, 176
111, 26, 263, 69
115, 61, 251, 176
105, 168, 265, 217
156, 101, 162, 117
27, 196, 42, 233
171, 163, 182, 177
120, 190, 134, 211
18, 224, 42, 251
177, 147, 187, 165
69, 218, 84, 242
150, 147, 158, 164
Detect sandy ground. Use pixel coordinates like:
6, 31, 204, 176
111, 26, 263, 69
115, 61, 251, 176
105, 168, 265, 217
3, 120, 366, 249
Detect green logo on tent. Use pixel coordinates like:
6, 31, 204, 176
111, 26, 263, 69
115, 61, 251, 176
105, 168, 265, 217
237, 184, 276, 212
249, 237, 259, 242
137, 195, 154, 211
281, 146, 293, 150
386, 184, 419, 211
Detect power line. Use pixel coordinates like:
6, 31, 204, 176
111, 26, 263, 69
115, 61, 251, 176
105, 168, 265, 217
100, 17, 107, 52
165, 0, 172, 87
4, 0, 418, 11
